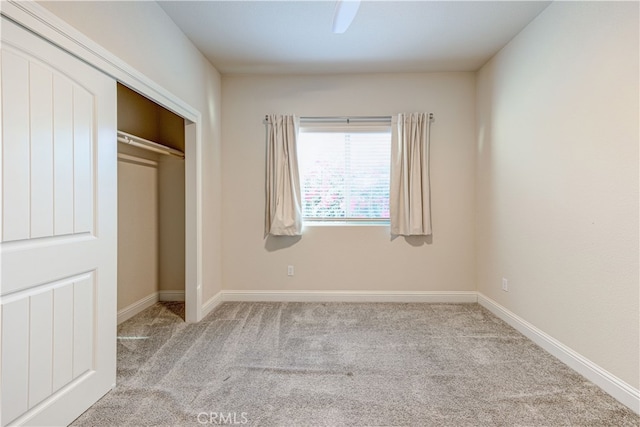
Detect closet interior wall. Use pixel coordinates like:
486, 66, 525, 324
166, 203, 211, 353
117, 83, 186, 319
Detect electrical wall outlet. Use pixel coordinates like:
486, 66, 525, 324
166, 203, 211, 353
502, 277, 508, 292
287, 265, 294, 276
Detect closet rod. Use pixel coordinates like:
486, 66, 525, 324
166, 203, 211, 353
117, 130, 185, 159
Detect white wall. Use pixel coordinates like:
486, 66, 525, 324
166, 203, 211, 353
222, 73, 476, 293
476, 1, 639, 388
117, 147, 159, 311
158, 155, 186, 293
40, 1, 224, 303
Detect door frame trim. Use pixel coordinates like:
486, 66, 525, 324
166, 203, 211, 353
1, 0, 204, 322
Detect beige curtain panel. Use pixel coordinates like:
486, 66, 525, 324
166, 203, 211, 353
264, 115, 303, 236
390, 112, 432, 236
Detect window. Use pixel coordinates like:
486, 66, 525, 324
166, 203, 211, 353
297, 123, 391, 223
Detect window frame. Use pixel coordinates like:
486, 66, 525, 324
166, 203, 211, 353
297, 120, 392, 226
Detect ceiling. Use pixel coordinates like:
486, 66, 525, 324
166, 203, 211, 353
158, 1, 551, 75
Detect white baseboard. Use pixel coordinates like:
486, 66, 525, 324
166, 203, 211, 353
202, 292, 225, 318
159, 290, 185, 301
220, 290, 477, 303
198, 291, 476, 318
117, 293, 159, 324
117, 290, 185, 324
478, 293, 640, 414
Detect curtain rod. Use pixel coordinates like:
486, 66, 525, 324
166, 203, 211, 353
117, 130, 185, 159
264, 113, 434, 124
300, 116, 391, 123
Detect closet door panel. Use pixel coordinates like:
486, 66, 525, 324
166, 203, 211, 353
1, 49, 30, 242
52, 284, 74, 391
28, 290, 54, 407
29, 62, 55, 239
0, 298, 30, 423
53, 75, 75, 236
72, 275, 95, 378
72, 87, 94, 234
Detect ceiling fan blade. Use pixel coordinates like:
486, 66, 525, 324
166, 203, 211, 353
332, 0, 361, 34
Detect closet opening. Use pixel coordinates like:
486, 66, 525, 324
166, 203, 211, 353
116, 83, 187, 323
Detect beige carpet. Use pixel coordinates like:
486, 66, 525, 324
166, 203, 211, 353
72, 302, 639, 426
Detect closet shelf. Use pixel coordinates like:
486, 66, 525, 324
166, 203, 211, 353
117, 130, 184, 159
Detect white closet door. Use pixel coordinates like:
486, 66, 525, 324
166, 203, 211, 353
1, 18, 117, 426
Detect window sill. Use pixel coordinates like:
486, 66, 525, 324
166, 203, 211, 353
303, 220, 389, 227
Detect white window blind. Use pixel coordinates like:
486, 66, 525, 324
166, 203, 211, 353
297, 125, 391, 222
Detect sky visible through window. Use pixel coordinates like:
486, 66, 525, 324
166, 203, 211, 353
297, 129, 391, 221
